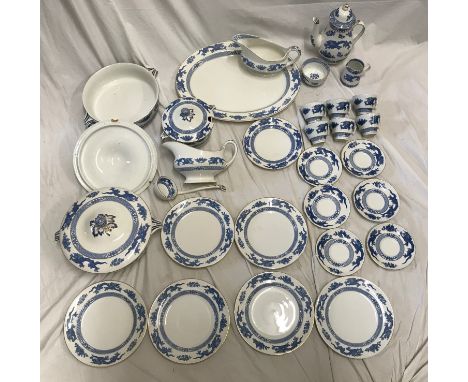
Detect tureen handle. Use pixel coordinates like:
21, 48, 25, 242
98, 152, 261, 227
54, 230, 60, 242
151, 217, 162, 234
222, 140, 238, 168
351, 20, 365, 44
144, 66, 159, 79
84, 112, 98, 129
285, 46, 301, 65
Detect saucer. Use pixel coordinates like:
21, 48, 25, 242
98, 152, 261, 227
367, 223, 415, 270
303, 185, 350, 229
148, 279, 230, 364
64, 281, 147, 367
353, 179, 400, 222
341, 140, 385, 178
297, 147, 342, 186
243, 117, 303, 170
234, 272, 314, 355
235, 198, 308, 269
316, 229, 365, 276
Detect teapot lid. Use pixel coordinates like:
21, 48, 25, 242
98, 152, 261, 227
329, 3, 357, 30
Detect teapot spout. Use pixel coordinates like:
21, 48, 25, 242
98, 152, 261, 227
310, 17, 322, 48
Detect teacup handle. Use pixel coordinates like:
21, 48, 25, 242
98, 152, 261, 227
222, 140, 238, 168
286, 46, 301, 65
363, 63, 371, 72
352, 20, 366, 44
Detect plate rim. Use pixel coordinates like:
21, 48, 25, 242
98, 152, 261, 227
341, 139, 385, 179
297, 146, 342, 185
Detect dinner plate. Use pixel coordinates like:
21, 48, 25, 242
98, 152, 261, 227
367, 223, 415, 269
148, 279, 229, 364
316, 229, 365, 276
235, 272, 314, 355
243, 117, 303, 170
73, 121, 158, 194
55, 188, 160, 273
315, 277, 394, 359
341, 140, 385, 178
353, 179, 400, 222
64, 281, 147, 367
235, 198, 308, 269
176, 41, 301, 121
161, 197, 234, 268
304, 185, 350, 229
297, 147, 342, 185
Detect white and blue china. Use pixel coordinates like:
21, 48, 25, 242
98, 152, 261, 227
176, 41, 301, 122
161, 197, 234, 268
243, 117, 303, 170
64, 281, 147, 367
356, 113, 381, 137
303, 120, 329, 146
297, 147, 342, 186
367, 224, 415, 270
235, 198, 308, 269
310, 3, 365, 64
340, 58, 371, 87
163, 140, 237, 184
161, 97, 214, 145
73, 121, 158, 194
153, 176, 226, 201
351, 94, 377, 115
83, 63, 159, 128
55, 188, 161, 273
234, 272, 314, 355
330, 117, 355, 141
300, 102, 326, 123
316, 229, 365, 276
232, 33, 301, 74
301, 58, 330, 87
326, 98, 350, 117
341, 140, 385, 178
315, 276, 394, 359
149, 279, 229, 364
304, 185, 350, 229
353, 179, 400, 222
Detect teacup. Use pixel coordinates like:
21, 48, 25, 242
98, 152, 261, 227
326, 99, 350, 117
301, 58, 330, 87
356, 113, 380, 137
300, 102, 326, 123
303, 120, 329, 145
340, 59, 371, 87
352, 94, 378, 115
330, 117, 355, 141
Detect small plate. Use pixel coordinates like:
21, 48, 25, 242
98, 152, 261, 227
148, 279, 229, 364
316, 229, 365, 276
315, 277, 394, 359
235, 198, 308, 269
64, 281, 147, 367
297, 147, 342, 185
304, 185, 350, 229
341, 140, 385, 178
367, 223, 415, 270
234, 272, 314, 355
161, 197, 234, 268
243, 117, 303, 170
353, 179, 400, 222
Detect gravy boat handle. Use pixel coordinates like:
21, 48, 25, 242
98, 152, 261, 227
285, 46, 301, 65
222, 140, 238, 168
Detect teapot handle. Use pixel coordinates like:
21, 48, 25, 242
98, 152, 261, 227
222, 140, 238, 168
352, 20, 365, 44
285, 46, 301, 65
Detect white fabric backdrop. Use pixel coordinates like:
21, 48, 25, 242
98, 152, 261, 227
40, 1, 428, 381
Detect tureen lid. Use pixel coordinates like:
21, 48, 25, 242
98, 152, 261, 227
329, 3, 357, 30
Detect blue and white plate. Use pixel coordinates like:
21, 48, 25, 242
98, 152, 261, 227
55, 188, 161, 273
303, 185, 350, 229
297, 147, 342, 185
148, 279, 230, 364
161, 197, 234, 268
367, 223, 415, 270
341, 140, 385, 178
235, 198, 308, 269
243, 117, 303, 170
353, 179, 400, 222
315, 277, 394, 359
235, 272, 314, 355
316, 229, 365, 276
64, 281, 147, 367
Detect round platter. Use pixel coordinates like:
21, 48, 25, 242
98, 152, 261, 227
315, 277, 394, 359
353, 179, 400, 222
73, 121, 158, 194
148, 279, 230, 364
367, 223, 415, 270
234, 272, 314, 355
341, 140, 385, 178
297, 147, 342, 185
235, 198, 308, 269
243, 117, 303, 170
161, 197, 234, 268
64, 281, 147, 367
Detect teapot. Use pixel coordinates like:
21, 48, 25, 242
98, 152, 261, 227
310, 3, 365, 64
